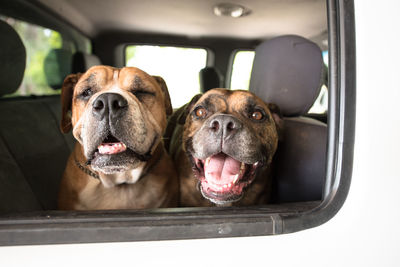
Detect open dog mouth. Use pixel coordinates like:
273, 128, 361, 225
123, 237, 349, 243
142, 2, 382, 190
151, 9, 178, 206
192, 152, 261, 204
87, 133, 154, 174
96, 135, 127, 155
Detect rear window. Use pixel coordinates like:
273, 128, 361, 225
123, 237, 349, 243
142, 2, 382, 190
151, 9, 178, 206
1, 16, 63, 97
125, 45, 207, 108
230, 50, 255, 90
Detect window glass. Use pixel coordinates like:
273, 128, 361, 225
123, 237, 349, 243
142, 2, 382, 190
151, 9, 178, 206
1, 16, 63, 97
309, 50, 329, 114
308, 85, 328, 114
125, 45, 207, 108
230, 50, 255, 90
322, 50, 329, 66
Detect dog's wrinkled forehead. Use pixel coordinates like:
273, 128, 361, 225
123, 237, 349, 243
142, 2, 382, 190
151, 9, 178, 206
73, 66, 158, 97
193, 88, 270, 114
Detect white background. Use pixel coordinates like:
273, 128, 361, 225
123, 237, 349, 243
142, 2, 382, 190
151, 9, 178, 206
2, 0, 400, 266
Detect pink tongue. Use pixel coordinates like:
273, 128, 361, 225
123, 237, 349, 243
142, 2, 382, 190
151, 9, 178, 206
98, 142, 126, 155
205, 153, 241, 185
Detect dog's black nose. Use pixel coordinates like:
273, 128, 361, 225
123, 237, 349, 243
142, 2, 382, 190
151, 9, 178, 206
209, 114, 242, 140
92, 93, 128, 120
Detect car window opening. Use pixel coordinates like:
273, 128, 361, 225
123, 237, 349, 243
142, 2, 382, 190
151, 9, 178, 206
0, 0, 356, 245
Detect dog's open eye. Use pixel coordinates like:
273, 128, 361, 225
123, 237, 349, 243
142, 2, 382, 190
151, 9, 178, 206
250, 108, 267, 122
194, 107, 207, 119
252, 111, 263, 120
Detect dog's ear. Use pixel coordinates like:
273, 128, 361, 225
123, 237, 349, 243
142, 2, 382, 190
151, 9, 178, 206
177, 93, 202, 125
268, 103, 284, 140
60, 73, 82, 133
153, 76, 173, 116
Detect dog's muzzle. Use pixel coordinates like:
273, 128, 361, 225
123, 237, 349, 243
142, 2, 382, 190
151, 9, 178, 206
189, 114, 265, 205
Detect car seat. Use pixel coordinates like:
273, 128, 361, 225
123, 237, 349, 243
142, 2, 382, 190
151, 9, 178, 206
72, 51, 102, 73
0, 20, 73, 212
199, 67, 222, 93
249, 35, 327, 203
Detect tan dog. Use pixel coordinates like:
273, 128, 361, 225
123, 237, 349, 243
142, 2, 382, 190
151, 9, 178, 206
58, 66, 178, 210
168, 88, 282, 207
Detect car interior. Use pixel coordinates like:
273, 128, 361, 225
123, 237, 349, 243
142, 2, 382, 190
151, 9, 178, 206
0, 0, 342, 244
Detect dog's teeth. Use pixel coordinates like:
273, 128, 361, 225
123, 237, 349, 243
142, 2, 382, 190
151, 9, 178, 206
253, 161, 259, 167
228, 183, 232, 188
233, 174, 239, 184
205, 157, 211, 167
239, 162, 246, 175
223, 184, 228, 188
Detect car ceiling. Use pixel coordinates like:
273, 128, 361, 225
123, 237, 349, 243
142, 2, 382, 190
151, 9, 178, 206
37, 0, 327, 42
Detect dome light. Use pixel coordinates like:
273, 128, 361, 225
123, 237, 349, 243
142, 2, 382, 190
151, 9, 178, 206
213, 3, 251, 18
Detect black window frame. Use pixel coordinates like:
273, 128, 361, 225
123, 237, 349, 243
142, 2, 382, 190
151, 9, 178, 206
0, 0, 355, 246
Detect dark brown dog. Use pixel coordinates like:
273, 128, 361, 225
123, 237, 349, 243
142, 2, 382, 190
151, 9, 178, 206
168, 88, 282, 207
58, 65, 178, 210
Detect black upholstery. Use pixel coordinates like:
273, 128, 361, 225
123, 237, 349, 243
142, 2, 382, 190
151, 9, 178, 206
72, 51, 102, 73
249, 35, 327, 203
271, 117, 326, 202
0, 20, 26, 97
0, 97, 74, 211
250, 35, 324, 117
199, 67, 222, 93
0, 21, 74, 213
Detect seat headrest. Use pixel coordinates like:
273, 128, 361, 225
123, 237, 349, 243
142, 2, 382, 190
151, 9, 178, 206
199, 67, 222, 93
0, 20, 26, 97
43, 49, 73, 89
249, 35, 324, 117
72, 52, 101, 73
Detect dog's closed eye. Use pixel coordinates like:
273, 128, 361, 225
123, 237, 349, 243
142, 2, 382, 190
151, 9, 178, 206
78, 87, 94, 100
130, 89, 156, 99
